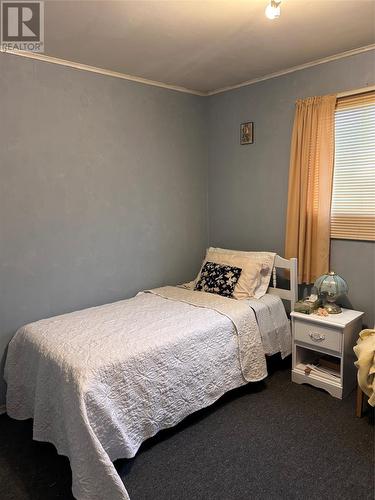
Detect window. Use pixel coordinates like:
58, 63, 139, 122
330, 91, 375, 241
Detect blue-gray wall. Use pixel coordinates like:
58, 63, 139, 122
0, 54, 208, 405
208, 50, 375, 327
1, 50, 374, 407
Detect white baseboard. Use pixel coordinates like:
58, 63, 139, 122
0, 404, 6, 415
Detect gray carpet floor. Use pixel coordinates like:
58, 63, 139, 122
0, 359, 373, 500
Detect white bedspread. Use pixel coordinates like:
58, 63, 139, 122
178, 282, 291, 358
4, 287, 267, 500
248, 294, 292, 359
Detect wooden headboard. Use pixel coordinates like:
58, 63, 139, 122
268, 256, 298, 311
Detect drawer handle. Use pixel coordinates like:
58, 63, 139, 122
308, 332, 325, 342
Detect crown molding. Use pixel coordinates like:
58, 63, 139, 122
207, 44, 375, 96
1, 44, 374, 97
0, 48, 206, 96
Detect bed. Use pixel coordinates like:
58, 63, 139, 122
4, 254, 297, 500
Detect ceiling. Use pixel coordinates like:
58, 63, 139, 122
40, 0, 375, 94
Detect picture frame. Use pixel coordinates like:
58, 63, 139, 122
240, 122, 254, 145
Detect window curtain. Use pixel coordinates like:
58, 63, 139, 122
285, 95, 337, 284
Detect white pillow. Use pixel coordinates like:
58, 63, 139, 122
195, 248, 276, 299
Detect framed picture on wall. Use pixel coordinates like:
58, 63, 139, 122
240, 122, 254, 145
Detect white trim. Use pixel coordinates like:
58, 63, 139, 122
0, 404, 6, 415
0, 49, 206, 96
1, 44, 374, 97
207, 45, 375, 96
268, 256, 298, 311
337, 84, 375, 98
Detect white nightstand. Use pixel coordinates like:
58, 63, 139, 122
291, 309, 363, 399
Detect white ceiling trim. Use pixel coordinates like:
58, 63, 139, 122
207, 44, 375, 96
1, 44, 374, 97
0, 48, 206, 96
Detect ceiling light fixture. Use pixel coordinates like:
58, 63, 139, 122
265, 0, 281, 20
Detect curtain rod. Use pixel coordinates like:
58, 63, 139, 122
337, 85, 375, 98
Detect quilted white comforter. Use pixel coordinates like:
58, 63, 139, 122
5, 287, 267, 500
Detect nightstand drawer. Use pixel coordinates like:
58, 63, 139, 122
294, 321, 342, 353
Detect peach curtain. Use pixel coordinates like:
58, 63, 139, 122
285, 95, 337, 284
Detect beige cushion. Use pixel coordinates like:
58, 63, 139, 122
195, 248, 275, 300
209, 248, 276, 299
354, 329, 375, 407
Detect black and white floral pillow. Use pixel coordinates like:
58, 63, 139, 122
194, 261, 242, 298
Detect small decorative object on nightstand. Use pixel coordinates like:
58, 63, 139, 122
291, 309, 363, 399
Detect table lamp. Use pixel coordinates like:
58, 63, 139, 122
314, 271, 348, 314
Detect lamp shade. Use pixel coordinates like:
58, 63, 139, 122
314, 271, 348, 314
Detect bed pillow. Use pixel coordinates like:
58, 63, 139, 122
209, 248, 276, 299
194, 261, 242, 298
195, 248, 276, 299
194, 250, 261, 300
